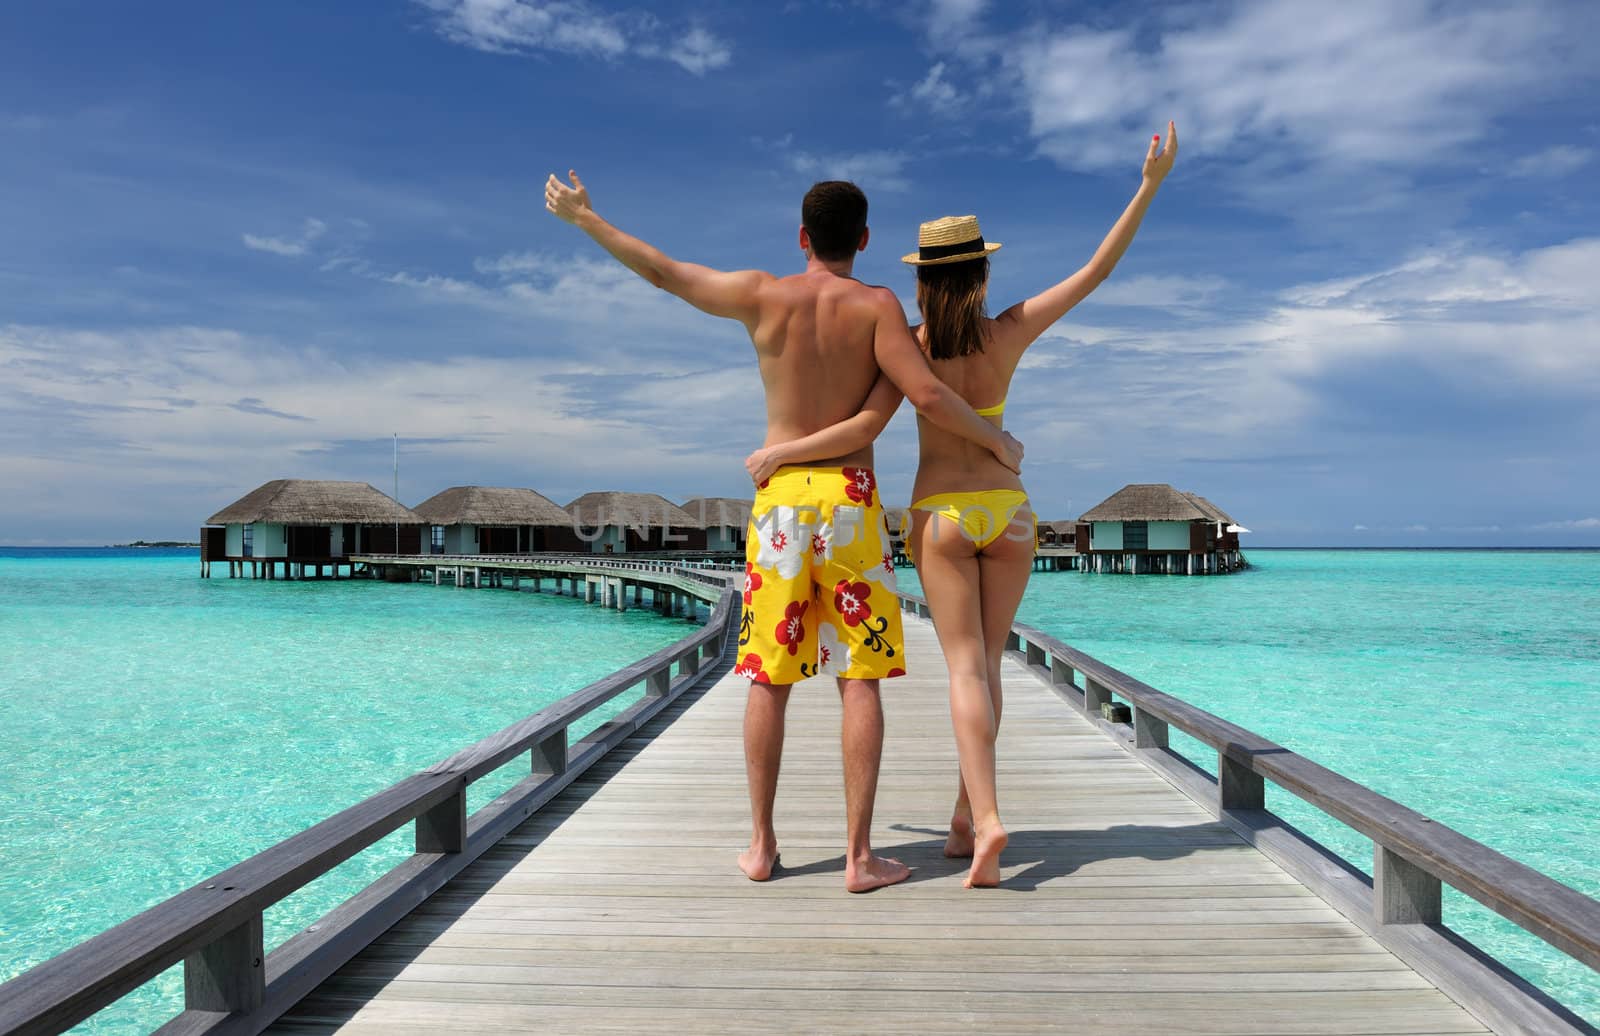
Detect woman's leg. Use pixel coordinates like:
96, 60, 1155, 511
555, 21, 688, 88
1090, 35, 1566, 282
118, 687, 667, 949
910, 510, 1003, 886
955, 508, 1034, 886
977, 506, 1037, 728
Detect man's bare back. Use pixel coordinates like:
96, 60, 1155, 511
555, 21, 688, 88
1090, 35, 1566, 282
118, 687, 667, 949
749, 270, 901, 470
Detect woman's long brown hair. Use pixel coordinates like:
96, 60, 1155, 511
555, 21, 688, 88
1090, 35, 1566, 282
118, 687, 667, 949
916, 256, 991, 360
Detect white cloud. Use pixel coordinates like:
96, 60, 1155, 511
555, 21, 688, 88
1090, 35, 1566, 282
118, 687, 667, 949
893, 61, 966, 116
652, 26, 732, 75
0, 322, 762, 537
1531, 517, 1600, 530
932, 0, 1575, 191
388, 251, 722, 342
1018, 236, 1600, 463
416, 0, 731, 74
1506, 144, 1593, 179
473, 251, 559, 278
1085, 273, 1228, 308
789, 150, 910, 191
416, 0, 625, 57
927, 0, 987, 48
242, 218, 327, 257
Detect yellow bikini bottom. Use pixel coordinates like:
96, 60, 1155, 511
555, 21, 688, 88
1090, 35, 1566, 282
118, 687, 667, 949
909, 490, 1034, 553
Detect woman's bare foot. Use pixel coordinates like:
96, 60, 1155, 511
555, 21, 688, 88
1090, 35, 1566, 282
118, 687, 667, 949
964, 821, 1007, 888
944, 811, 975, 858
738, 840, 779, 881
845, 853, 911, 893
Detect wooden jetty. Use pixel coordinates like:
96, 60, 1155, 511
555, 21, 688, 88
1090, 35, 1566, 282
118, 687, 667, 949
2, 561, 1596, 1035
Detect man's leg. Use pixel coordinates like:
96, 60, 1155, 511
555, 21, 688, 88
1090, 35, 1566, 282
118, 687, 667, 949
740, 679, 790, 881
838, 677, 910, 892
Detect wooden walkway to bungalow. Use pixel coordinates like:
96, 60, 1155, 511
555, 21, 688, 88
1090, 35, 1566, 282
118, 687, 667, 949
265, 617, 1489, 1036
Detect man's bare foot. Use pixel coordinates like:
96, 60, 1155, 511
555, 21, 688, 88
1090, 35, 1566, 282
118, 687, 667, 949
739, 843, 779, 881
964, 821, 1008, 888
944, 811, 975, 858
845, 854, 911, 893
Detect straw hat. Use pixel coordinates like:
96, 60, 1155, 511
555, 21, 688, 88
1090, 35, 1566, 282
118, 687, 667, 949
902, 214, 1002, 266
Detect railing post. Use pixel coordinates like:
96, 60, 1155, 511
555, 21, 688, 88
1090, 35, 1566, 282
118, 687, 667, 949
416, 782, 466, 853
1084, 676, 1111, 718
1134, 707, 1169, 750
184, 913, 264, 1013
533, 727, 567, 778
646, 663, 672, 698
1218, 752, 1265, 812
680, 648, 700, 677
1005, 630, 1021, 652
1025, 640, 1046, 670
1375, 845, 1443, 925
1050, 657, 1075, 690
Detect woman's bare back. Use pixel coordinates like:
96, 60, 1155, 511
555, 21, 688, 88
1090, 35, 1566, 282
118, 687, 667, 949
910, 318, 1024, 499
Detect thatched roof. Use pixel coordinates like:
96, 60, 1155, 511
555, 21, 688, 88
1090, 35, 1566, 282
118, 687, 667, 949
413, 486, 571, 527
207, 480, 424, 525
1183, 492, 1237, 525
680, 497, 753, 529
1080, 484, 1239, 524
1039, 519, 1079, 536
566, 492, 697, 528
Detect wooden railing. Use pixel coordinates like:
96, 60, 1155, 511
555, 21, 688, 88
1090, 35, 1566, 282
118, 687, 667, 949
895, 593, 1600, 1036
0, 569, 740, 1036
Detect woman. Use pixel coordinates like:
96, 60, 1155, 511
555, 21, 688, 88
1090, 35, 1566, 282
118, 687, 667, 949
747, 124, 1177, 887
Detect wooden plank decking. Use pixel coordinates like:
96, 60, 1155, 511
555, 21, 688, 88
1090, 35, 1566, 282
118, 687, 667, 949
266, 616, 1488, 1035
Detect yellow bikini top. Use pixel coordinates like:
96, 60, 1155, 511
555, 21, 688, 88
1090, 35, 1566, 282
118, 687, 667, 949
974, 399, 1006, 418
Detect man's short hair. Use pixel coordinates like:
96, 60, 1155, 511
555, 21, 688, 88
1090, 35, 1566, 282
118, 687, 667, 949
802, 181, 868, 261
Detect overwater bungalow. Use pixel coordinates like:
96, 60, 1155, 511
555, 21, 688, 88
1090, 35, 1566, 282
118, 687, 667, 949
561, 491, 699, 553
1037, 519, 1078, 548
412, 486, 573, 555
679, 497, 753, 552
1078, 483, 1247, 575
201, 479, 426, 578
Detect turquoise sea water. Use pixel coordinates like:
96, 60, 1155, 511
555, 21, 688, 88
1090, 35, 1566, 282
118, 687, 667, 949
3, 549, 1596, 1030
899, 549, 1600, 1025
0, 549, 695, 1033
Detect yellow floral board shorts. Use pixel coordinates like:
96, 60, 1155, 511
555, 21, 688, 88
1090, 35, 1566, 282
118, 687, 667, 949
736, 466, 906, 685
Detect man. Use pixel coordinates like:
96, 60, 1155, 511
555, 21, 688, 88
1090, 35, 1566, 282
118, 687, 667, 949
545, 171, 1022, 892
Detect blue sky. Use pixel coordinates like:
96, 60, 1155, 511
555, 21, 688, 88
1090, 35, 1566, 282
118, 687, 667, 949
1, 0, 1597, 546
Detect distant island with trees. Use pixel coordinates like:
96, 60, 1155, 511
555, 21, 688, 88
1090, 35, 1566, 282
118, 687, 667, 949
112, 540, 200, 548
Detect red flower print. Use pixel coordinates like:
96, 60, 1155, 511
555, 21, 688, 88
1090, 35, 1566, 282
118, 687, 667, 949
769, 530, 789, 553
843, 467, 876, 506
743, 562, 763, 605
734, 653, 772, 684
887, 667, 906, 678
833, 579, 873, 627
758, 478, 770, 490
775, 600, 809, 655
811, 532, 829, 558
878, 552, 893, 574
818, 643, 833, 669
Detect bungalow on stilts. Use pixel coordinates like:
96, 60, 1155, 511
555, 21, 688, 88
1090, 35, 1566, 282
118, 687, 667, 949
201, 479, 426, 579
412, 486, 574, 555
1078, 483, 1248, 575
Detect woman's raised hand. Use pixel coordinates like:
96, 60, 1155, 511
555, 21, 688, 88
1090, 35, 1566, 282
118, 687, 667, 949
1142, 121, 1177, 185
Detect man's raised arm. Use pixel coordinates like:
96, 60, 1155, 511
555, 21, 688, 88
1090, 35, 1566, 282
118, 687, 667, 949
869, 289, 1024, 473
545, 171, 770, 328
